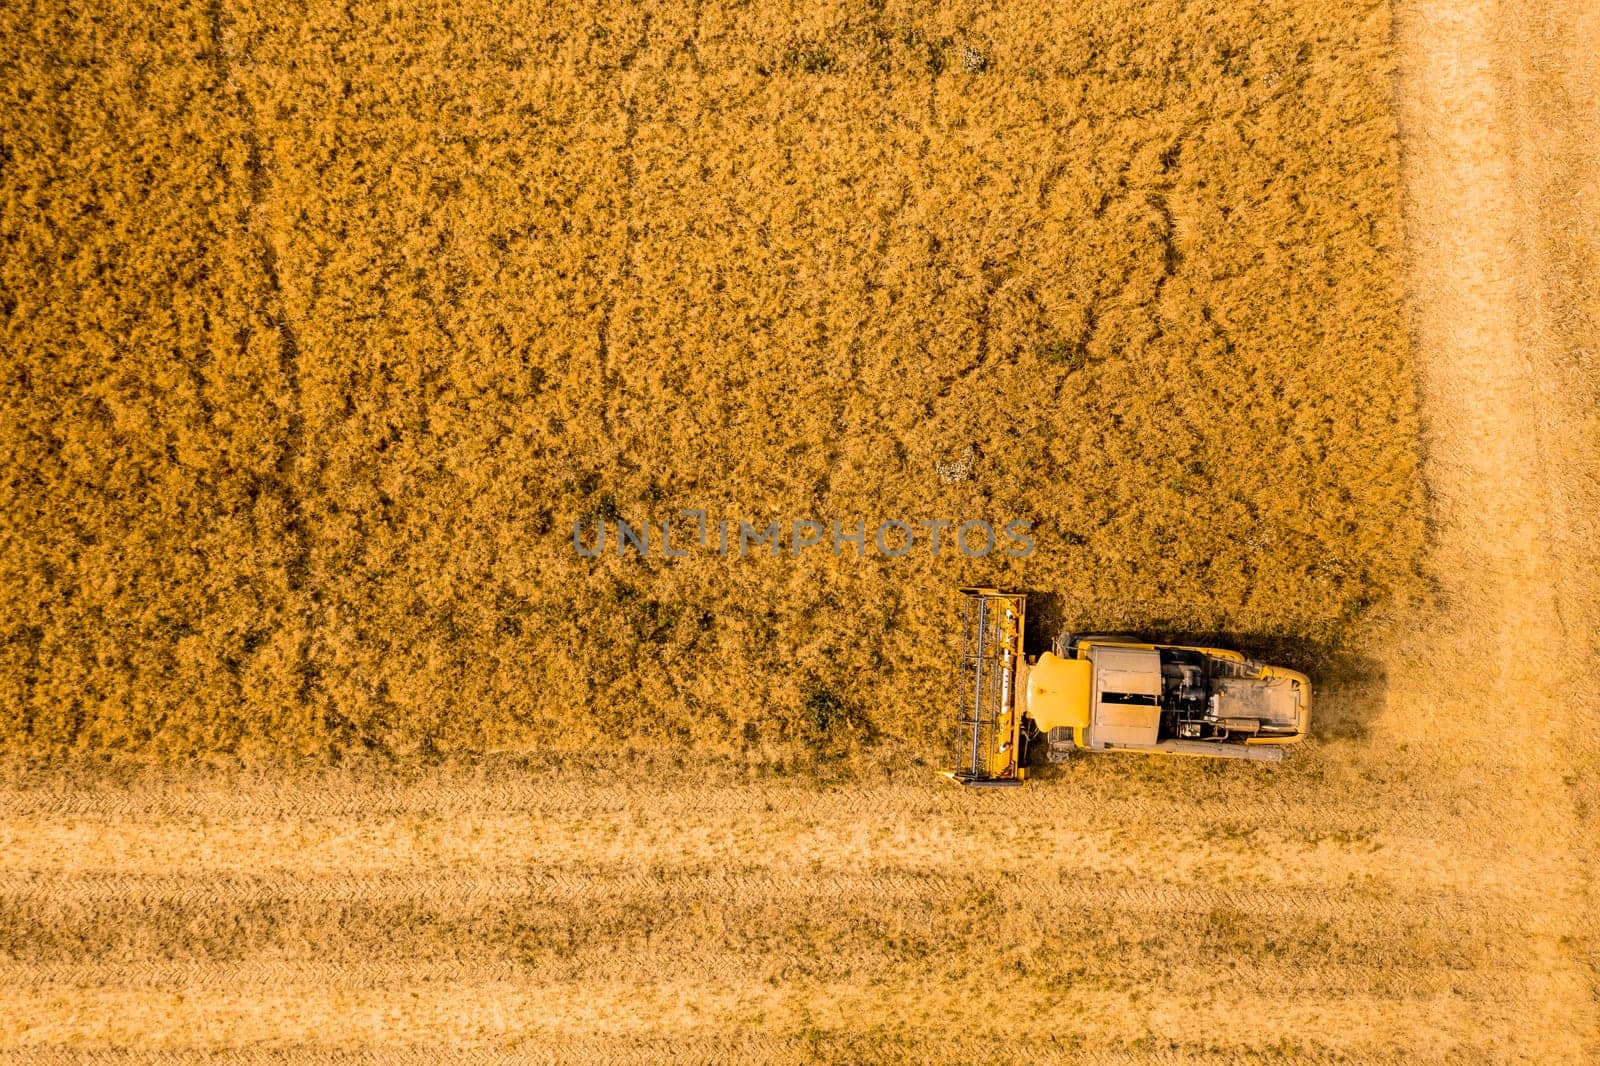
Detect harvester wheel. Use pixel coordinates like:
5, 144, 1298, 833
1045, 726, 1077, 763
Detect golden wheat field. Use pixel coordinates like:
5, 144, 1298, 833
2, 0, 1428, 756
2, 0, 1598, 1060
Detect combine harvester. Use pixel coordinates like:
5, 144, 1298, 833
950, 588, 1311, 786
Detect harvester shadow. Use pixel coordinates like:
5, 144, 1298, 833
1021, 589, 1385, 745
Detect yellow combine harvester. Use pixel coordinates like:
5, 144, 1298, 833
949, 588, 1311, 786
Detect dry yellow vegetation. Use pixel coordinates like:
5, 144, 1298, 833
3, 0, 1598, 1060
3, 0, 1423, 759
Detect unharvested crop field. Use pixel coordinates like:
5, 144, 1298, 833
3, 0, 1599, 1060
3, 0, 1424, 757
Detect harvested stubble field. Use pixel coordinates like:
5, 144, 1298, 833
2, 0, 1599, 1060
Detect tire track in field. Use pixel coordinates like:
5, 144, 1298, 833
0, 807, 1522, 892
0, 1034, 1447, 1066
1392, 0, 1600, 1057
0, 866, 1502, 930
0, 979, 1500, 1058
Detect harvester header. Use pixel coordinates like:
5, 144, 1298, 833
948, 587, 1028, 786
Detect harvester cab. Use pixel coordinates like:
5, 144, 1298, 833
947, 588, 1311, 785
